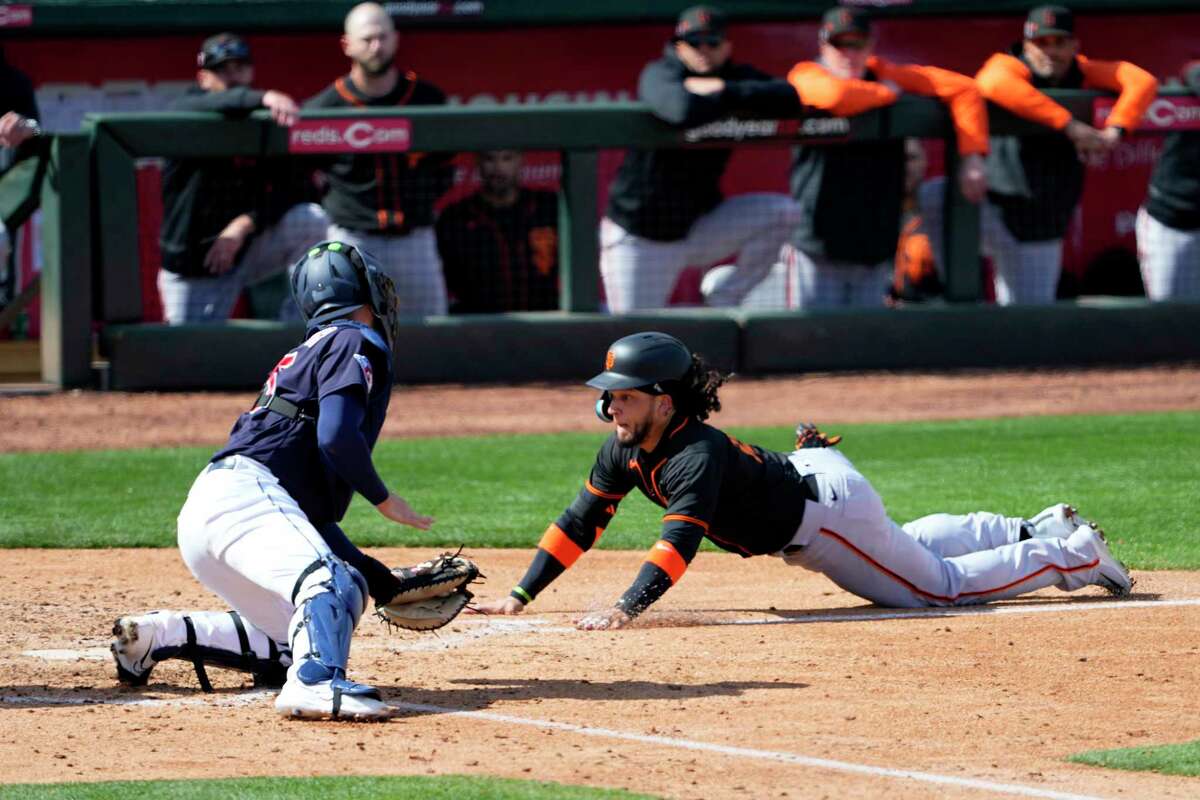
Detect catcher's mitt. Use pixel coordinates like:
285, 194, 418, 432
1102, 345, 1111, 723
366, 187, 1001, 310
795, 422, 842, 449
375, 551, 482, 632
377, 590, 474, 632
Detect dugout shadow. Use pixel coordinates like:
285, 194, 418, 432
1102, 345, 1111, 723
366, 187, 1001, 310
382, 678, 807, 713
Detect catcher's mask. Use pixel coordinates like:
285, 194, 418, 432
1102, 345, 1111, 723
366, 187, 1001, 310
587, 331, 693, 422
290, 240, 401, 352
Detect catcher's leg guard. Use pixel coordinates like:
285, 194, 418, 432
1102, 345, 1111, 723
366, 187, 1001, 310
111, 610, 291, 691
278, 555, 387, 720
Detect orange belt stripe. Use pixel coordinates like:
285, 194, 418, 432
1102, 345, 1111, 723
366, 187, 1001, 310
663, 513, 709, 532
538, 523, 584, 569
585, 480, 625, 501
816, 528, 1100, 602
646, 539, 688, 584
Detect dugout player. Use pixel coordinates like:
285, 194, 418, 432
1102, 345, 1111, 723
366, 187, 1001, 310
781, 6, 988, 309
111, 242, 433, 720
435, 150, 559, 313
600, 5, 806, 312
975, 5, 1157, 305
158, 33, 329, 324
474, 332, 1132, 628
305, 2, 453, 316
1136, 60, 1200, 301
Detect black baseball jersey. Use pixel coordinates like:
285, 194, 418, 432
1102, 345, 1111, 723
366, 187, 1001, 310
159, 87, 316, 278
606, 46, 803, 242
212, 321, 392, 527
304, 72, 453, 234
514, 415, 816, 614
1145, 64, 1200, 231
985, 45, 1086, 243
434, 188, 560, 313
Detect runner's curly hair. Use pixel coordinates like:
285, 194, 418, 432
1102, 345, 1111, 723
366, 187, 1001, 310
669, 353, 727, 421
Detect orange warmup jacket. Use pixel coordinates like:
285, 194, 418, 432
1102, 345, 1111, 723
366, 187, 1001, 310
975, 52, 1157, 132
787, 55, 990, 155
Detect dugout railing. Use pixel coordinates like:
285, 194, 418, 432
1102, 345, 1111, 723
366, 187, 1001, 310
39, 87, 1200, 388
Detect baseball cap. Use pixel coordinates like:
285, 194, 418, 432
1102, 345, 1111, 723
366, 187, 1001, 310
673, 6, 728, 42
819, 6, 872, 43
197, 32, 252, 70
1024, 5, 1075, 39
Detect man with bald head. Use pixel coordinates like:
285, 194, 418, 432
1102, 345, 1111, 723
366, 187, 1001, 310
306, 2, 453, 316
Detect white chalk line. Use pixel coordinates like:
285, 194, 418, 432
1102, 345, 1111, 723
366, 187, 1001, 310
0, 689, 1106, 799
391, 700, 1109, 800
0, 689, 274, 708
712, 597, 1200, 627
18, 598, 1200, 663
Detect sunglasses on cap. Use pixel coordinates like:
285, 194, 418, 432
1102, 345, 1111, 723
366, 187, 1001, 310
828, 35, 870, 51
199, 38, 252, 70
680, 33, 725, 49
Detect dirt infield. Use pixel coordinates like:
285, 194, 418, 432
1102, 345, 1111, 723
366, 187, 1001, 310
3, 367, 1200, 798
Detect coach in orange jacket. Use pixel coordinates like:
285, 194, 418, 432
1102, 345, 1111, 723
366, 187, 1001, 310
782, 6, 988, 309
974, 5, 1156, 305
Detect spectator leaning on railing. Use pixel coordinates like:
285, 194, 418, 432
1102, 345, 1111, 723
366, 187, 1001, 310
600, 5, 805, 313
305, 1, 454, 317
974, 5, 1156, 305
435, 150, 560, 314
1136, 60, 1200, 302
0, 45, 41, 277
783, 6, 988, 309
157, 33, 328, 324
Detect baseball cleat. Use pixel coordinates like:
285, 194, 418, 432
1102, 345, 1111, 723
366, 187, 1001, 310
275, 678, 392, 722
1027, 503, 1096, 539
110, 615, 159, 686
1068, 524, 1133, 598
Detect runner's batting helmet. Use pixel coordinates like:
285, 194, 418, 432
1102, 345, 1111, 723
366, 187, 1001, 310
290, 241, 401, 351
587, 332, 694, 421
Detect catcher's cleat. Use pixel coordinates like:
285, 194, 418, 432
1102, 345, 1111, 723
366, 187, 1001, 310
275, 677, 392, 722
110, 615, 159, 686
1068, 524, 1133, 598
1027, 503, 1096, 539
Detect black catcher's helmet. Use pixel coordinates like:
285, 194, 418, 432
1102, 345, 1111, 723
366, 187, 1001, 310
587, 331, 693, 421
290, 241, 401, 351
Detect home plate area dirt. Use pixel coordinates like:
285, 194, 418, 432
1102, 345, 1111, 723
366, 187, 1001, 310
2, 367, 1199, 798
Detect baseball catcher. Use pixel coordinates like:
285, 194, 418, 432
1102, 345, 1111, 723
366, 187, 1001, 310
375, 551, 481, 631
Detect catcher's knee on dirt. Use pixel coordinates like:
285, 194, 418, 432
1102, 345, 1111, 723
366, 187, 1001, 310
144, 610, 291, 692
288, 555, 368, 685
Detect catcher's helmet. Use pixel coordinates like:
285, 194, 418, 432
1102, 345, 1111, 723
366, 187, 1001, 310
587, 332, 693, 421
290, 241, 401, 351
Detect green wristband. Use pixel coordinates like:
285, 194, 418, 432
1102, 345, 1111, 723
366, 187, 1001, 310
511, 586, 533, 604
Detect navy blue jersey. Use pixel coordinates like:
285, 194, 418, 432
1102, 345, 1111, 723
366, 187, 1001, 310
212, 321, 392, 527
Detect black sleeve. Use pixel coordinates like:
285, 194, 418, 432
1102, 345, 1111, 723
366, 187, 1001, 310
315, 388, 390, 506
170, 87, 267, 115
720, 65, 805, 118
317, 522, 402, 604
511, 439, 634, 604
638, 59, 728, 127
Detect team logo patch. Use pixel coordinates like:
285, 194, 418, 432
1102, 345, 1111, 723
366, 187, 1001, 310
605, 350, 616, 370
354, 353, 374, 393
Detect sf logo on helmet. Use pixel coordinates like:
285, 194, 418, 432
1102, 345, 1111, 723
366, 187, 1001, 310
605, 350, 616, 370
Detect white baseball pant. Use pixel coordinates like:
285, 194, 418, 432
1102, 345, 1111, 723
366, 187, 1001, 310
600, 193, 802, 312
779, 448, 1114, 608
781, 244, 891, 310
1136, 206, 1200, 301
158, 202, 329, 324
981, 201, 1063, 306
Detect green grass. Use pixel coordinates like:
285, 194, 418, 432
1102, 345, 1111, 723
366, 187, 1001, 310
1, 411, 1197, 568
1069, 740, 1200, 777
0, 775, 659, 799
